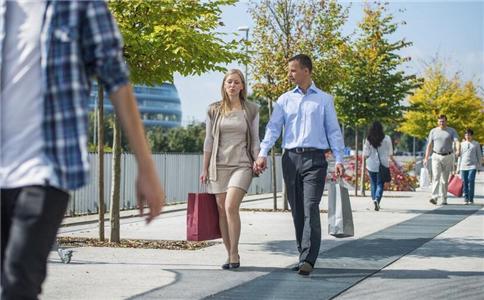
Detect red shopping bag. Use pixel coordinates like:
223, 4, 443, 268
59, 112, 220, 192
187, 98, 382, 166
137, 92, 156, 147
186, 193, 221, 241
448, 175, 463, 197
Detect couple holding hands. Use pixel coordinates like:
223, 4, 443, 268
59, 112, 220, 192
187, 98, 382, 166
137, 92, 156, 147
200, 54, 345, 276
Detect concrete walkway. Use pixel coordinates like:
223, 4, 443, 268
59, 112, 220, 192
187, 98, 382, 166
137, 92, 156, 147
42, 173, 484, 300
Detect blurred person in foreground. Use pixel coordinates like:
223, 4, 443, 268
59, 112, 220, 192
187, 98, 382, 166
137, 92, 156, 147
0, 1, 164, 299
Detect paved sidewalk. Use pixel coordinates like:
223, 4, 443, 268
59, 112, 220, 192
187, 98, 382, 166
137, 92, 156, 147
42, 173, 484, 300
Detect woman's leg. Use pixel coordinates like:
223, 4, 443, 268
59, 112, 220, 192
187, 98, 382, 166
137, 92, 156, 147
375, 171, 384, 204
468, 169, 477, 203
461, 170, 469, 202
368, 171, 377, 201
225, 187, 246, 263
215, 193, 230, 257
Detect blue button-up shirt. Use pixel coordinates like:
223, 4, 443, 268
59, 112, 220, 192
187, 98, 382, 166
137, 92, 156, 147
0, 1, 129, 190
260, 83, 345, 163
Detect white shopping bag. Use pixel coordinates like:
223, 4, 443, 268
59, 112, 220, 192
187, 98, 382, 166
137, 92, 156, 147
419, 167, 431, 189
327, 180, 354, 238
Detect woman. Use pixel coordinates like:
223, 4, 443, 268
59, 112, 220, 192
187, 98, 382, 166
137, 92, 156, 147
457, 128, 482, 204
363, 121, 394, 211
200, 69, 260, 269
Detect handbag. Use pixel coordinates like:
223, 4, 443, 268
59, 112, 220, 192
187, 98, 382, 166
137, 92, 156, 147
448, 174, 463, 197
377, 148, 391, 183
328, 179, 354, 238
419, 167, 431, 189
186, 192, 221, 241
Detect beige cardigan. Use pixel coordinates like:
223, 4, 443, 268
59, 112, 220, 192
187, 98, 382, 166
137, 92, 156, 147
204, 100, 260, 181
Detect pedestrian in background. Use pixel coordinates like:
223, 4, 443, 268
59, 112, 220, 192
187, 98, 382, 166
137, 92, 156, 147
200, 69, 260, 270
423, 115, 460, 205
363, 121, 394, 211
1, 1, 164, 299
457, 128, 482, 204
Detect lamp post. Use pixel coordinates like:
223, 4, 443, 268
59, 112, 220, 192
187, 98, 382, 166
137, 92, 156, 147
237, 26, 249, 86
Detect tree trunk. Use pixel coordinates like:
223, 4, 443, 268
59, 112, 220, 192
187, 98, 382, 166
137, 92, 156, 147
354, 127, 359, 196
97, 81, 105, 241
109, 116, 121, 243
268, 100, 277, 210
360, 133, 366, 196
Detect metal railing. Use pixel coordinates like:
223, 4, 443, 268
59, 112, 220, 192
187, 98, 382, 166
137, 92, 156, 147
67, 153, 282, 216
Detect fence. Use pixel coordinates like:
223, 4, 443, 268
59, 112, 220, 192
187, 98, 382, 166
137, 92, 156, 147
67, 153, 282, 216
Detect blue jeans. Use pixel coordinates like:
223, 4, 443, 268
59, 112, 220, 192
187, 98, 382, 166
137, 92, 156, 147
460, 169, 477, 202
369, 171, 384, 203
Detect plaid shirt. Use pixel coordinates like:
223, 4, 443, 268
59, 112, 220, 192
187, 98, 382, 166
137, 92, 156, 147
0, 1, 129, 190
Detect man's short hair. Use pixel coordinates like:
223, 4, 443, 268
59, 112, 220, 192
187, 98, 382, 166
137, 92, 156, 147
288, 54, 312, 73
438, 114, 447, 120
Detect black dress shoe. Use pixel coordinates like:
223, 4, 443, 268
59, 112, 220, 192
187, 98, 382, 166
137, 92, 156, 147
297, 262, 313, 276
374, 201, 380, 211
291, 264, 301, 271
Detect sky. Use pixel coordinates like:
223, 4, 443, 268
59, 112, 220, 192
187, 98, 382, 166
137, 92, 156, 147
174, 0, 484, 125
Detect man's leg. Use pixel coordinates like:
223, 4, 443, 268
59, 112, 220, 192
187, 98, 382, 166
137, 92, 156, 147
1, 186, 69, 300
1, 189, 22, 273
431, 154, 442, 203
282, 151, 304, 255
300, 152, 327, 267
440, 154, 454, 204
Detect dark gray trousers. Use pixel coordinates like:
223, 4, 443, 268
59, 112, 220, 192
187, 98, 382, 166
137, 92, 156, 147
1, 186, 69, 300
282, 150, 327, 266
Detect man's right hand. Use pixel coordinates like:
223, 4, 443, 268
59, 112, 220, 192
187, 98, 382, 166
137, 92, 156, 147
136, 164, 164, 224
423, 158, 428, 167
254, 156, 267, 173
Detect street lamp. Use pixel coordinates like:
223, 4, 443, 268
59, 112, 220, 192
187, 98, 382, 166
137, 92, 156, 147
237, 26, 249, 87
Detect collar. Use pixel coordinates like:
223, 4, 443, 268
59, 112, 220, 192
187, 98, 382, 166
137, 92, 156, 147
292, 82, 318, 95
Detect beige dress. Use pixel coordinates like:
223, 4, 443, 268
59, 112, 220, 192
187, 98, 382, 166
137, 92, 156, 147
206, 111, 253, 193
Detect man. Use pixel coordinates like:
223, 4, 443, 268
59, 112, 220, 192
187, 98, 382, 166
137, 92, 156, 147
423, 115, 460, 205
0, 1, 164, 299
255, 54, 345, 276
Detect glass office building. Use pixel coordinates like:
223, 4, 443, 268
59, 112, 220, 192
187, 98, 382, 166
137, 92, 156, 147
89, 83, 182, 128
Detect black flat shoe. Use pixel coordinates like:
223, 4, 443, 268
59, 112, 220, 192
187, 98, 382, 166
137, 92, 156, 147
229, 255, 240, 269
222, 258, 230, 270
229, 262, 240, 269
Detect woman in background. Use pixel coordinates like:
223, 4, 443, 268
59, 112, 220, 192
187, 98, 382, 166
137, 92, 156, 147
363, 121, 394, 211
457, 128, 482, 204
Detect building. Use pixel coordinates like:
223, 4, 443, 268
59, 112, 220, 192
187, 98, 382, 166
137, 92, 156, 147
89, 83, 182, 128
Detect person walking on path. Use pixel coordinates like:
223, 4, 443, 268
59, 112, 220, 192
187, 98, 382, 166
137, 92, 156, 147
457, 128, 482, 204
200, 69, 260, 270
254, 54, 345, 276
0, 2, 164, 299
424, 114, 460, 205
363, 121, 395, 211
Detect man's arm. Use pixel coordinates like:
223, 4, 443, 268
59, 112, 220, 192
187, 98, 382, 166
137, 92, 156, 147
110, 84, 164, 223
424, 139, 433, 167
324, 96, 345, 176
256, 99, 285, 171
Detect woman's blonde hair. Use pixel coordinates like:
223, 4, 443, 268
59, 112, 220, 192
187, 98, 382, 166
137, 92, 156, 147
220, 69, 246, 115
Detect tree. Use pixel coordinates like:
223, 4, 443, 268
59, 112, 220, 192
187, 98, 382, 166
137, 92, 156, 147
334, 2, 420, 195
166, 123, 206, 153
399, 62, 484, 141
249, 0, 349, 208
102, 0, 245, 242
